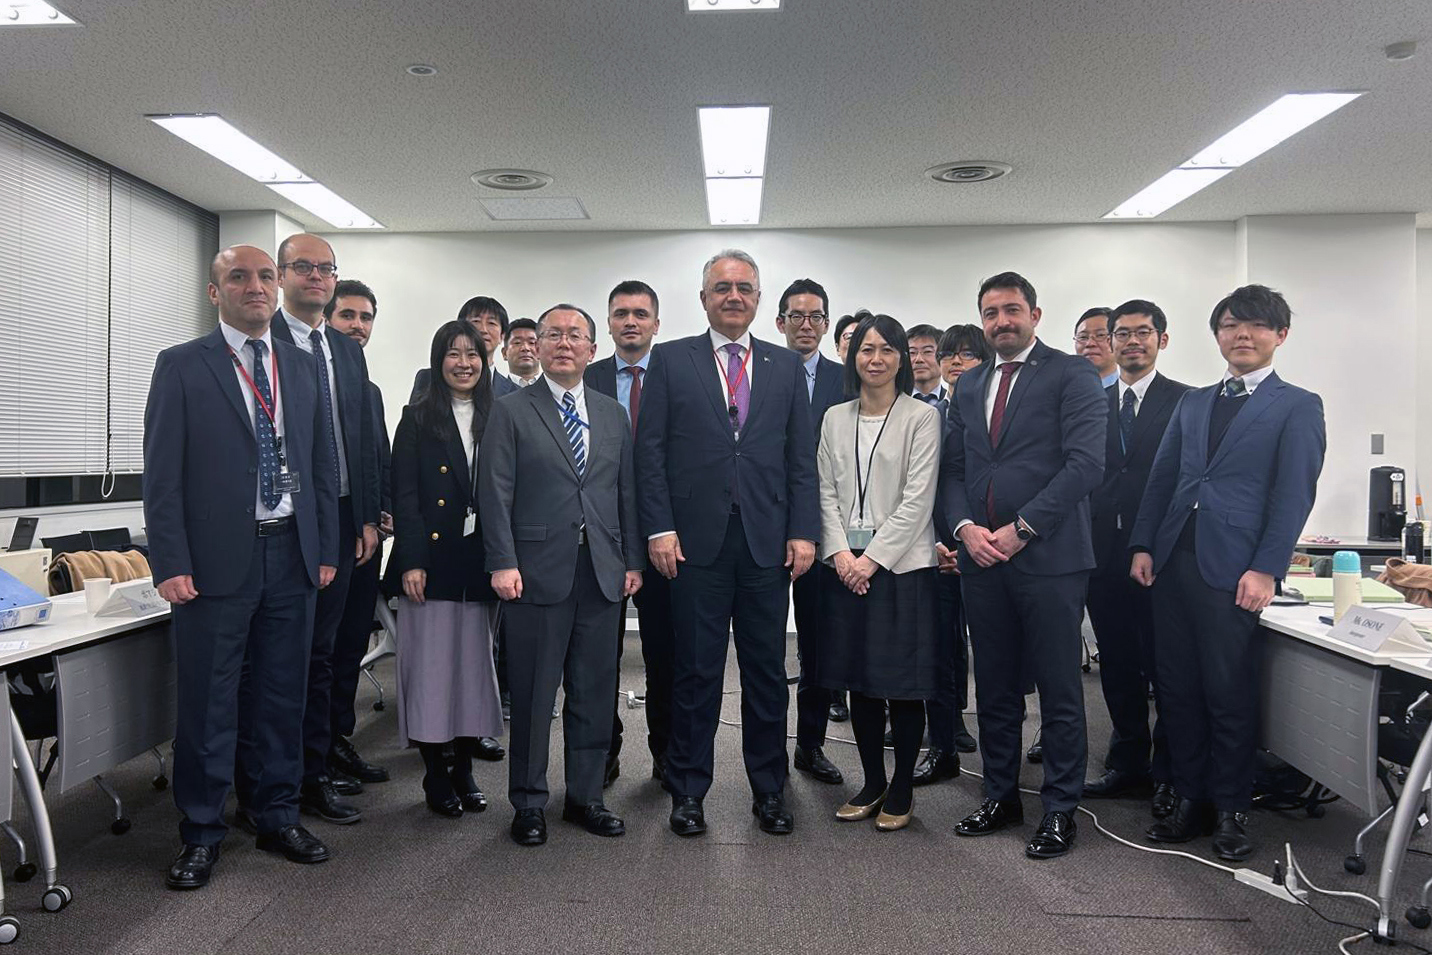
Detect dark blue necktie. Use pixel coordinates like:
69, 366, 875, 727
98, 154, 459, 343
917, 391, 941, 405
1119, 388, 1136, 453
1224, 376, 1247, 398
310, 328, 341, 492
247, 339, 281, 510
562, 392, 586, 478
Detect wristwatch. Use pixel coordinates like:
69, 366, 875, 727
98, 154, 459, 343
1015, 517, 1036, 542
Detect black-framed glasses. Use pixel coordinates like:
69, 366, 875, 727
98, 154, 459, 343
939, 349, 982, 362
1111, 327, 1159, 343
279, 260, 338, 278
540, 330, 592, 345
783, 311, 827, 327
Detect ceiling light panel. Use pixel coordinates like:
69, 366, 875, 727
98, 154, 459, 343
148, 114, 311, 184
699, 106, 770, 178
686, 0, 780, 12
1104, 168, 1233, 219
705, 178, 763, 226
1182, 93, 1364, 169
1, 1, 77, 26
268, 182, 383, 230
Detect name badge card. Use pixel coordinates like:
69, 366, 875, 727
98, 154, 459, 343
96, 579, 168, 618
1326, 606, 1430, 653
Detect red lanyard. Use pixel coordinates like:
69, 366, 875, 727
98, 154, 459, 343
228, 345, 280, 429
714, 342, 752, 411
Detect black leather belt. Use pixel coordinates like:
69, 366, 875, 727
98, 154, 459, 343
256, 516, 294, 537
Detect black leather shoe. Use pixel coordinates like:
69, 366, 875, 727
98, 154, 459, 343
1026, 811, 1077, 859
449, 772, 487, 813
256, 824, 330, 863
955, 798, 1024, 836
912, 748, 961, 786
794, 746, 843, 785
475, 737, 505, 761
1026, 735, 1043, 764
300, 776, 362, 825
426, 792, 463, 817
330, 736, 389, 783
166, 844, 218, 890
1083, 768, 1151, 799
1146, 798, 1215, 843
828, 692, 850, 723
1151, 782, 1177, 819
669, 796, 706, 837
752, 792, 794, 835
328, 768, 364, 797
1211, 811, 1253, 862
510, 808, 547, 846
604, 755, 620, 789
562, 802, 625, 837
953, 719, 978, 754
234, 807, 259, 836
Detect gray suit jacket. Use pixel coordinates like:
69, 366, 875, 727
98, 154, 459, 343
477, 378, 643, 604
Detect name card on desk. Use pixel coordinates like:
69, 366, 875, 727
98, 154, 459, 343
1327, 607, 1431, 653
94, 579, 167, 618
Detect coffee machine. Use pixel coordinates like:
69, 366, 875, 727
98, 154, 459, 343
1369, 466, 1407, 541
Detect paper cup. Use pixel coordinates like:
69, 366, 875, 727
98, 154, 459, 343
84, 577, 112, 613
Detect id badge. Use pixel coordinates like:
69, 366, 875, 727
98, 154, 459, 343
846, 527, 874, 550
463, 510, 477, 537
273, 469, 301, 494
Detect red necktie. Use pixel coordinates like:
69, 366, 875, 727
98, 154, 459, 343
624, 366, 643, 435
985, 361, 1022, 525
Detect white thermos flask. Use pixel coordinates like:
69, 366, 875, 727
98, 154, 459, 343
1332, 550, 1362, 622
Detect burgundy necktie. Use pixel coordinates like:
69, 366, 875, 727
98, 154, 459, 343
986, 361, 1022, 525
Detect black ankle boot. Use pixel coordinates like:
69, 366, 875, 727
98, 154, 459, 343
418, 742, 462, 817
450, 738, 488, 812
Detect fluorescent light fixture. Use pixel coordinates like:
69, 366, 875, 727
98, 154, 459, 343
699, 106, 770, 178
1183, 93, 1364, 169
1104, 168, 1233, 219
687, 0, 780, 12
268, 183, 383, 230
705, 177, 763, 226
148, 114, 311, 184
1, 1, 77, 26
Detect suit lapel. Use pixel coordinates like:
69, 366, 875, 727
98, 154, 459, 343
440, 412, 472, 499
743, 338, 775, 435
269, 309, 295, 346
200, 328, 253, 435
1190, 384, 1218, 462
1106, 387, 1124, 463
529, 380, 582, 480
1208, 372, 1284, 470
965, 361, 993, 447
687, 337, 736, 442
1128, 373, 1173, 453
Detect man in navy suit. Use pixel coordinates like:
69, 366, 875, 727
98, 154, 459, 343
1131, 284, 1325, 861
942, 271, 1106, 859
251, 234, 379, 828
144, 245, 339, 890
1082, 300, 1189, 817
774, 278, 846, 786
635, 249, 819, 837
585, 279, 673, 787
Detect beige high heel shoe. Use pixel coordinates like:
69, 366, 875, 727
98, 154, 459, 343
875, 795, 913, 831
835, 789, 888, 821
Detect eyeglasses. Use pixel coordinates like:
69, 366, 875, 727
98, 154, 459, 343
1111, 327, 1159, 343
540, 330, 592, 345
1073, 332, 1110, 345
279, 260, 338, 278
783, 311, 827, 327
939, 350, 982, 362
909, 346, 938, 359
708, 282, 757, 297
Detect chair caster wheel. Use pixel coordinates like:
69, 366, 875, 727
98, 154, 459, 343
12, 864, 35, 883
1081, 663, 1092, 673
0, 915, 18, 944
40, 885, 71, 912
372, 701, 385, 712
1344, 855, 1366, 874
152, 775, 169, 791
111, 817, 131, 835
1408, 907, 1431, 930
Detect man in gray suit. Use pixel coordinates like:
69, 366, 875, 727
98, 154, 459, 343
478, 303, 645, 847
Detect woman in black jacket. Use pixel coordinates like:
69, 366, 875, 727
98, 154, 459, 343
391, 320, 503, 816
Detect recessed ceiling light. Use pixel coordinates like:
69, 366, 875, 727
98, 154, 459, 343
705, 178, 762, 226
699, 106, 770, 178
148, 114, 312, 183
686, 0, 780, 12
1385, 41, 1416, 62
1104, 91, 1364, 219
471, 169, 553, 191
926, 161, 1012, 184
0, 1, 77, 26
268, 182, 383, 230
405, 63, 439, 76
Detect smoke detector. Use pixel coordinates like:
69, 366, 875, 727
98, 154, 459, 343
926, 161, 1013, 184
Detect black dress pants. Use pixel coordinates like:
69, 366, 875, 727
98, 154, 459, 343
174, 525, 315, 845
300, 500, 357, 780
609, 569, 675, 762
926, 571, 969, 752
667, 513, 790, 799
1086, 571, 1169, 780
792, 567, 830, 750
329, 538, 381, 742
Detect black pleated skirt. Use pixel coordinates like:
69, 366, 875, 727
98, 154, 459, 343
814, 561, 944, 701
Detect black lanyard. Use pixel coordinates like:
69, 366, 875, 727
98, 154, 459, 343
853, 397, 897, 525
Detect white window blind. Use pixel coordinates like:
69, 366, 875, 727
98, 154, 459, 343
0, 120, 110, 477
109, 174, 217, 474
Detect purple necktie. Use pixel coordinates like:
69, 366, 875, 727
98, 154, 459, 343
724, 343, 750, 431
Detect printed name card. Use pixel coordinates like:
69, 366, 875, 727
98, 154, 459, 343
1326, 607, 1430, 653
95, 579, 168, 618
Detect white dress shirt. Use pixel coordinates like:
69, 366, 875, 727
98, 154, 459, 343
282, 308, 350, 498
1221, 364, 1274, 394
545, 376, 589, 465
1117, 367, 1157, 416
983, 337, 1039, 424
219, 321, 292, 519
511, 374, 540, 388
451, 395, 477, 480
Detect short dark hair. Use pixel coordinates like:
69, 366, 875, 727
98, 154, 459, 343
1208, 284, 1291, 334
833, 313, 860, 343
608, 280, 660, 315
905, 323, 941, 345
324, 278, 377, 319
938, 324, 991, 363
977, 271, 1037, 311
1074, 307, 1112, 332
536, 303, 598, 341
843, 311, 915, 397
777, 278, 829, 318
504, 317, 538, 344
1111, 299, 1167, 335
456, 295, 510, 335
416, 320, 491, 446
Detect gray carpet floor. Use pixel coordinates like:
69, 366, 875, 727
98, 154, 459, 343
2, 630, 1420, 955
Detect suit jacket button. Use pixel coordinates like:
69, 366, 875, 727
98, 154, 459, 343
437, 499, 446, 506
1120, 467, 1128, 473
431, 532, 440, 541
440, 465, 448, 474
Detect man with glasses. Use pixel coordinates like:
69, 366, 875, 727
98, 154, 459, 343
478, 304, 643, 846
1083, 300, 1188, 819
907, 324, 948, 408
244, 234, 379, 829
1074, 307, 1119, 387
774, 278, 845, 786
636, 249, 818, 838
833, 314, 859, 362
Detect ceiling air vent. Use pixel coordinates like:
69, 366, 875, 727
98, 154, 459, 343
926, 161, 1012, 184
471, 169, 553, 191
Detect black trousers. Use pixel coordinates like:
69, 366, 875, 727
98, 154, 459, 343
609, 568, 675, 761
174, 525, 314, 846
1087, 570, 1169, 780
1151, 535, 1262, 810
504, 544, 621, 811
667, 512, 789, 799
964, 562, 1089, 813
792, 567, 829, 750
926, 570, 969, 751
300, 500, 357, 780
330, 538, 381, 742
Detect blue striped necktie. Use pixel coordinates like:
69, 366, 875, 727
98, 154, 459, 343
309, 328, 341, 491
247, 339, 281, 510
562, 392, 586, 478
